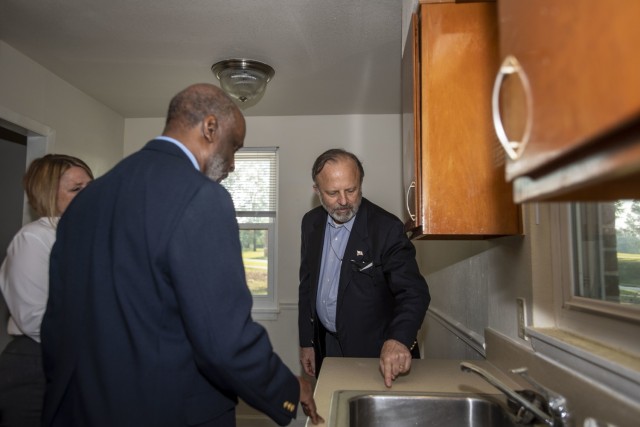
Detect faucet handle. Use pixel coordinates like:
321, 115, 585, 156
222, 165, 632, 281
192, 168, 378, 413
511, 367, 555, 399
511, 367, 572, 427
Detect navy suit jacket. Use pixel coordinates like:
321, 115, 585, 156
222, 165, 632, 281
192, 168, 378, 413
41, 140, 299, 426
298, 198, 430, 371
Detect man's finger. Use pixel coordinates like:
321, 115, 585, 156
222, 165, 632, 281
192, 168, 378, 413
304, 402, 325, 425
303, 364, 314, 377
382, 360, 394, 387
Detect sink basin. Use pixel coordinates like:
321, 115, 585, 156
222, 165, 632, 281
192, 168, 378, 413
330, 391, 517, 427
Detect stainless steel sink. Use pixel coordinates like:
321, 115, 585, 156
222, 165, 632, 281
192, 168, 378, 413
330, 390, 517, 427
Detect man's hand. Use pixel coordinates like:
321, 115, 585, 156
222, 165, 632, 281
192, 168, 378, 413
379, 339, 411, 388
298, 376, 324, 425
300, 346, 316, 377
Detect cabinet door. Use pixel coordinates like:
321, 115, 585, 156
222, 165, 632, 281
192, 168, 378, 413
495, 0, 640, 201
411, 2, 520, 238
403, 3, 521, 239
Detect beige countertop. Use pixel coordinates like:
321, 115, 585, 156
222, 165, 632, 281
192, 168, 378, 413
307, 357, 522, 427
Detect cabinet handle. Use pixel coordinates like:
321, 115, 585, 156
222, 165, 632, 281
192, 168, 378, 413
406, 181, 416, 222
492, 55, 532, 160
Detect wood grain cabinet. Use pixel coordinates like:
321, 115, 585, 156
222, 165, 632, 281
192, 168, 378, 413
402, 1, 521, 239
494, 0, 640, 202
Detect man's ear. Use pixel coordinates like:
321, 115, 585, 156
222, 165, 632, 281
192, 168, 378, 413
202, 115, 218, 142
313, 185, 320, 195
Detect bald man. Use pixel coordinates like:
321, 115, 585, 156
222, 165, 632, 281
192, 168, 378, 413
41, 84, 322, 426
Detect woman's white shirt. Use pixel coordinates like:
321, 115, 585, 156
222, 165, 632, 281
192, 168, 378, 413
0, 217, 57, 343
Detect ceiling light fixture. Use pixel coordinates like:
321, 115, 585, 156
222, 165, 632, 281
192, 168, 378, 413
211, 59, 275, 104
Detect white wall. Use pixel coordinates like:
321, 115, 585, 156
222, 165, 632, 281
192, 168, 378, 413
402, 0, 420, 53
124, 113, 404, 373
0, 41, 124, 177
416, 215, 534, 358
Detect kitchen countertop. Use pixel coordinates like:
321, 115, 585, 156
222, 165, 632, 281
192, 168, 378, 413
306, 357, 523, 427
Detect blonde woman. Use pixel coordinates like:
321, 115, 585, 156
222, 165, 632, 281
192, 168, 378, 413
0, 154, 93, 427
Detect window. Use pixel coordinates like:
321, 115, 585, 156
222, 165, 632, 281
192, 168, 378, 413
221, 147, 278, 313
527, 202, 640, 396
569, 201, 640, 319
534, 202, 640, 358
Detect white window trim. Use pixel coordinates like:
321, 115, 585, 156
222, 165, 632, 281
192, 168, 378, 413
526, 203, 640, 403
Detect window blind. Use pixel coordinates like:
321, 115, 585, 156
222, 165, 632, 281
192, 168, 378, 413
221, 148, 277, 215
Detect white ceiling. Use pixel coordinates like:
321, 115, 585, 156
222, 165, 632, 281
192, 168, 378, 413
0, 0, 403, 118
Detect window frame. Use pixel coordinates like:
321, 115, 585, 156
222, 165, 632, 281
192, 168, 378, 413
526, 203, 640, 399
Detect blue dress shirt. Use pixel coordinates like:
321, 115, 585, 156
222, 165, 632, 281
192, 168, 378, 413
316, 215, 355, 332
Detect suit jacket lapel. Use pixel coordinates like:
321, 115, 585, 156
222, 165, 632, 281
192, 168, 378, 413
337, 199, 371, 311
308, 210, 327, 315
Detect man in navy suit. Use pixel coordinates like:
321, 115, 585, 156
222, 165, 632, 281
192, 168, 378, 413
298, 149, 430, 388
41, 83, 322, 426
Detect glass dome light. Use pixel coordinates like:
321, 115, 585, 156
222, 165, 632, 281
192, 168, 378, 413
211, 59, 275, 103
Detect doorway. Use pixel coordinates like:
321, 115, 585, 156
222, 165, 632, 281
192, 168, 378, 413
0, 114, 51, 351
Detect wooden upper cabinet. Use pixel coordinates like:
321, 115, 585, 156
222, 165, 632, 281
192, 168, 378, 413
402, 1, 521, 239
494, 0, 640, 202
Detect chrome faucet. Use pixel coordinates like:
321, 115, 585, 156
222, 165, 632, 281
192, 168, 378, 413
511, 367, 572, 427
460, 362, 572, 427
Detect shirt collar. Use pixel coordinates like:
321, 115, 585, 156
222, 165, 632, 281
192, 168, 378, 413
327, 214, 356, 233
155, 136, 199, 170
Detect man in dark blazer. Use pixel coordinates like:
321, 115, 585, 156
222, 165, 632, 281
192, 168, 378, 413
298, 149, 430, 388
41, 84, 322, 426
